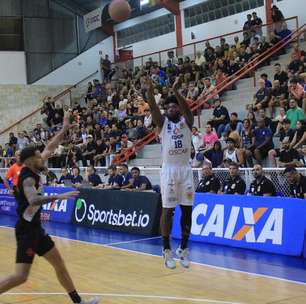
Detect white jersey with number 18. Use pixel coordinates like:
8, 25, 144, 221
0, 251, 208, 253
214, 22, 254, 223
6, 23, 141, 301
160, 116, 192, 167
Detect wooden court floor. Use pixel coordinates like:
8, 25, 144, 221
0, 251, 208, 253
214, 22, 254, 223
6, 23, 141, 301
1, 228, 306, 304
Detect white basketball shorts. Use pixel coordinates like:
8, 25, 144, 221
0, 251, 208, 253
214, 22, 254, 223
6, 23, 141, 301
160, 166, 195, 209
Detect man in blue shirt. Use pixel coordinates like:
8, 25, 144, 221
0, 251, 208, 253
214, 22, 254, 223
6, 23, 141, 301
253, 118, 274, 164
104, 165, 123, 189
87, 165, 102, 187
129, 167, 152, 191
58, 167, 73, 184
119, 164, 132, 189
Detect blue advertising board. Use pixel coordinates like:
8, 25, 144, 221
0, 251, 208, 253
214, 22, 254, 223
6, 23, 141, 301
0, 184, 75, 224
172, 193, 306, 256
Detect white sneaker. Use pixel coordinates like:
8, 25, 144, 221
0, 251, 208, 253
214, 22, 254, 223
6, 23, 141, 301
176, 247, 190, 268
162, 249, 176, 269
81, 297, 100, 304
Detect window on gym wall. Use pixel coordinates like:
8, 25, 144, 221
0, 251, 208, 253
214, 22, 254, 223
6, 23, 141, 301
184, 0, 264, 28
117, 14, 175, 48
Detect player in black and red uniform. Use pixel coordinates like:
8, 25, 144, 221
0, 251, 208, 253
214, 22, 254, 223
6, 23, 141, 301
0, 112, 99, 304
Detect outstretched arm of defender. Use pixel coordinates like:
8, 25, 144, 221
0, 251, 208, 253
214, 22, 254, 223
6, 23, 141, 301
145, 78, 164, 129
23, 177, 79, 206
41, 111, 71, 161
172, 78, 194, 128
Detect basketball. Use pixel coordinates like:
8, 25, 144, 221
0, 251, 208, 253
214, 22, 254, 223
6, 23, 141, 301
108, 0, 131, 22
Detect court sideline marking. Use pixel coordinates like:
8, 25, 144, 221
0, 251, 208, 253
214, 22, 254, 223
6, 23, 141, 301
3, 292, 246, 304
1, 224, 306, 287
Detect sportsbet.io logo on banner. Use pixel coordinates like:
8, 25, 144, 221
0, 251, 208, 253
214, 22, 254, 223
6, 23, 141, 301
72, 189, 162, 235
75, 198, 87, 223
74, 198, 150, 228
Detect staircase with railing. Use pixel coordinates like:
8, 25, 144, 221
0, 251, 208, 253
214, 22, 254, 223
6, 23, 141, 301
113, 19, 305, 165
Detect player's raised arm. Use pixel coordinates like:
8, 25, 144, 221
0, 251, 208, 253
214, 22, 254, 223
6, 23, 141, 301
172, 78, 194, 128
145, 78, 165, 129
41, 110, 71, 161
23, 177, 79, 206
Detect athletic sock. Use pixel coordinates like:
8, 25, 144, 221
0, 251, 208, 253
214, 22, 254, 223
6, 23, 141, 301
162, 236, 171, 250
180, 235, 189, 250
69, 290, 82, 303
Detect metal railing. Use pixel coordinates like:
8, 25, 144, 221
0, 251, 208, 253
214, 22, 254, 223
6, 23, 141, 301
1, 167, 304, 197
115, 16, 299, 69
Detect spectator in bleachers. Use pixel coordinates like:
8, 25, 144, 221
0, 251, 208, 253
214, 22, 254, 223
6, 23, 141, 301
202, 123, 218, 152
224, 112, 243, 137
119, 164, 133, 189
288, 53, 304, 77
100, 165, 123, 189
200, 78, 219, 107
290, 119, 306, 151
210, 98, 230, 138
220, 162, 246, 194
128, 167, 152, 191
243, 14, 253, 32
41, 96, 55, 127
143, 108, 153, 130
241, 119, 255, 167
191, 127, 203, 155
251, 11, 263, 37
277, 137, 301, 168
274, 63, 288, 88
82, 135, 96, 166
251, 78, 272, 112
284, 166, 306, 199
17, 132, 29, 150
253, 118, 274, 164
279, 118, 295, 141
300, 145, 306, 166
286, 99, 305, 129
86, 165, 102, 187
8, 132, 17, 147
270, 80, 288, 118
101, 54, 113, 81
204, 141, 223, 168
249, 164, 276, 196
196, 162, 220, 193
260, 73, 272, 88
71, 166, 83, 185
258, 109, 272, 129
289, 78, 304, 107
58, 167, 73, 185
223, 138, 244, 167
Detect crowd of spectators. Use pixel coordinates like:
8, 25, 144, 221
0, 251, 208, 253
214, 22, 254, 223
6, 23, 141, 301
0, 8, 305, 178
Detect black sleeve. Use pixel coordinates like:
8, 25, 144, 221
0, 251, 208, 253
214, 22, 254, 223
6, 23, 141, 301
237, 179, 246, 194
301, 178, 306, 196
211, 178, 221, 193
262, 179, 276, 196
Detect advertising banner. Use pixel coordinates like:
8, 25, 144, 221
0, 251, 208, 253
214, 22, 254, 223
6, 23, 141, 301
172, 193, 306, 256
0, 184, 75, 224
73, 189, 162, 236
84, 7, 103, 32
0, 184, 17, 216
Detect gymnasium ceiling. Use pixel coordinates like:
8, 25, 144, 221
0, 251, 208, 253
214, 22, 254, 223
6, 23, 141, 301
54, 0, 172, 18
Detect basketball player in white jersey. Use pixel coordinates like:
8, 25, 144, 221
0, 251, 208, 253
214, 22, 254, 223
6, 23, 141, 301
146, 78, 194, 269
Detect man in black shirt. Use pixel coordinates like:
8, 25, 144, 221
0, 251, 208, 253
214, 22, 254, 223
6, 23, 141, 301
274, 63, 289, 87
210, 98, 230, 137
284, 167, 306, 199
221, 162, 246, 195
278, 138, 301, 168
82, 135, 96, 166
0, 113, 99, 304
196, 163, 220, 193
249, 164, 276, 196
94, 138, 107, 166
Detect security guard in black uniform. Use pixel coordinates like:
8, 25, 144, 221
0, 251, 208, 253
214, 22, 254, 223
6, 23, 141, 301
221, 162, 246, 194
284, 166, 306, 199
196, 163, 220, 193
249, 164, 276, 196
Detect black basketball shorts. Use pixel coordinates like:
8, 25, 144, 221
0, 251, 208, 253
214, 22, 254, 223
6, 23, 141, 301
15, 220, 55, 264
